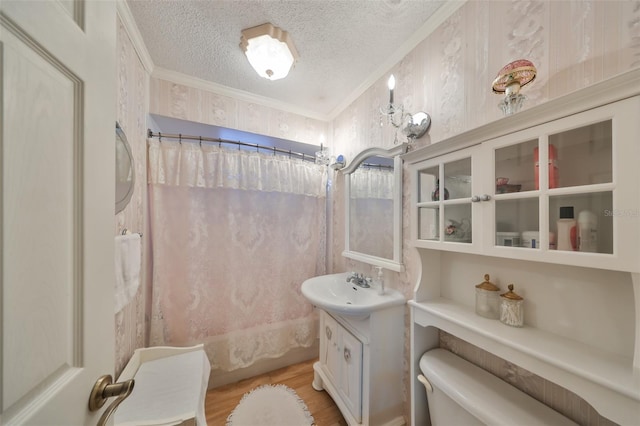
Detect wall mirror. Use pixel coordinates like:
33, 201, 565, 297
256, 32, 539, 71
342, 144, 407, 272
115, 123, 135, 214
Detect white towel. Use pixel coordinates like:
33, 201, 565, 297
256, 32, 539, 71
114, 233, 141, 313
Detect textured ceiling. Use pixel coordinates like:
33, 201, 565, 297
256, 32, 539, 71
126, 0, 448, 120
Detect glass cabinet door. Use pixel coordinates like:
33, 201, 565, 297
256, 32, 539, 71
548, 120, 613, 254
443, 158, 472, 243
493, 139, 541, 249
417, 155, 473, 244
417, 166, 439, 241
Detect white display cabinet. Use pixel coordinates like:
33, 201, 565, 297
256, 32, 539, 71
408, 95, 640, 273
404, 69, 640, 426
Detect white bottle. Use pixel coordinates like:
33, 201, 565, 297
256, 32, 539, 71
373, 266, 385, 295
557, 206, 576, 251
577, 210, 598, 252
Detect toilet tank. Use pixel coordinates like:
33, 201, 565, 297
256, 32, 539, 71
419, 349, 578, 426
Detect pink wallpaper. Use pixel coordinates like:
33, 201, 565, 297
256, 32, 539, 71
115, 16, 150, 377
149, 78, 330, 146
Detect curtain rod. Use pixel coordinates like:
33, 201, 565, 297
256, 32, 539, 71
147, 130, 318, 162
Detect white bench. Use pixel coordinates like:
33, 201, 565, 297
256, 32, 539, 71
114, 345, 210, 426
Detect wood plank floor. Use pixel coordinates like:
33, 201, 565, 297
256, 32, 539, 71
205, 358, 347, 426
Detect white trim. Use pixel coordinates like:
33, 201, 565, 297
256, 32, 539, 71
343, 146, 407, 272
326, 0, 467, 121
152, 67, 330, 122
116, 0, 154, 74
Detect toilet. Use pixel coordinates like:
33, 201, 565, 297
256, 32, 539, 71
418, 348, 578, 425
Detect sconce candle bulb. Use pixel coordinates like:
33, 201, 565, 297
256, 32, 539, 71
388, 74, 395, 104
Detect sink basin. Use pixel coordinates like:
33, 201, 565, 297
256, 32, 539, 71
301, 272, 405, 318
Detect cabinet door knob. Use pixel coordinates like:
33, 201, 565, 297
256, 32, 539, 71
325, 326, 332, 340
344, 347, 351, 362
480, 194, 491, 201
471, 195, 481, 202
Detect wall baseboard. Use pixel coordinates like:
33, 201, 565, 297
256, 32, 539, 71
207, 341, 319, 389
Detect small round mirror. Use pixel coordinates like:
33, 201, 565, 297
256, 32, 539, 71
115, 123, 135, 213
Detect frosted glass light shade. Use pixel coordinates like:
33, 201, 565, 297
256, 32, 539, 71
240, 23, 299, 81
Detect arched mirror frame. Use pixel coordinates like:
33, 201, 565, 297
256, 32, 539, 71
115, 122, 135, 214
341, 143, 407, 272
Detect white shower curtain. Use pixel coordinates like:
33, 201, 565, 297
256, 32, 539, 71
148, 139, 327, 371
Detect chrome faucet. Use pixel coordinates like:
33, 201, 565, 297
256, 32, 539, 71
346, 272, 371, 288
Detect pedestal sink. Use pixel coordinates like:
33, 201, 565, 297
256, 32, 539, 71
301, 272, 405, 319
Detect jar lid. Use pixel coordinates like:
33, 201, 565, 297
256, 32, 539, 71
500, 284, 523, 300
475, 274, 499, 291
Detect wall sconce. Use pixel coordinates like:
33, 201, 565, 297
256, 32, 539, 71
492, 59, 537, 116
379, 75, 431, 144
315, 144, 331, 165
240, 23, 299, 80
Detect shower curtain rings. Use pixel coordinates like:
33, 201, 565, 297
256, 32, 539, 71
199, 136, 202, 147
179, 134, 182, 144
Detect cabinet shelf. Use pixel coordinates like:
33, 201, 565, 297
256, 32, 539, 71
410, 298, 639, 425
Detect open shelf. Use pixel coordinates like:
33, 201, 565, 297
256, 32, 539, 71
410, 298, 640, 425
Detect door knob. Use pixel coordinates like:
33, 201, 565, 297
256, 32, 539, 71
480, 194, 491, 201
471, 195, 481, 202
344, 347, 351, 362
89, 374, 135, 426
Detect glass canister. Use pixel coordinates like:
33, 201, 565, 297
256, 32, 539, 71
500, 284, 524, 327
475, 274, 500, 319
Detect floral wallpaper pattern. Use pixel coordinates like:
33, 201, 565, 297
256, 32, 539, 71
149, 78, 329, 146
115, 16, 150, 376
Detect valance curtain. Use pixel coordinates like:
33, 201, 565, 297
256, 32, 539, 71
148, 140, 327, 371
349, 167, 394, 199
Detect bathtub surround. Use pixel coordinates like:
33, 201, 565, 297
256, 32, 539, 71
148, 139, 327, 372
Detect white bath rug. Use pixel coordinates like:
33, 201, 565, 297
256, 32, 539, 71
226, 384, 315, 426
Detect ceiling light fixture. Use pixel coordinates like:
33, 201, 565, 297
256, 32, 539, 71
240, 23, 299, 81
380, 74, 431, 144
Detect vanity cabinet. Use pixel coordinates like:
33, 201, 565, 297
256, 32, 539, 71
405, 70, 640, 426
409, 95, 640, 273
313, 308, 405, 426
320, 311, 363, 421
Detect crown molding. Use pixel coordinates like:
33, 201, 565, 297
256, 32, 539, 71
151, 67, 330, 122
116, 0, 154, 74
326, 0, 467, 121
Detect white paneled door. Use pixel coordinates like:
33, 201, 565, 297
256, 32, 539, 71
1, 1, 116, 424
